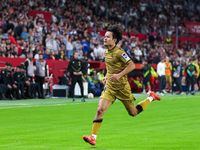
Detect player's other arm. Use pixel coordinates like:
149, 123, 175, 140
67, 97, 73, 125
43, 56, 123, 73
109, 61, 135, 82
102, 72, 107, 85
118, 61, 135, 77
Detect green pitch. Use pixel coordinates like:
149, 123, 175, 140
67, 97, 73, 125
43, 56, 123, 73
0, 93, 200, 150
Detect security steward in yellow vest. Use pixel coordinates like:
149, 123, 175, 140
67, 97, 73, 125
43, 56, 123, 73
67, 52, 85, 102
186, 58, 197, 95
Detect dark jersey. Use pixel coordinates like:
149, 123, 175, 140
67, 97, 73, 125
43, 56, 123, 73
67, 59, 83, 76
186, 63, 196, 75
142, 64, 151, 78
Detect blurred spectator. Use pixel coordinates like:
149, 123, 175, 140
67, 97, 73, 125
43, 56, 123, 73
54, 50, 60, 60
0, 0, 199, 65
34, 50, 42, 59
66, 35, 74, 60
85, 72, 102, 97
93, 44, 104, 61
81, 38, 90, 54
58, 70, 69, 86
21, 28, 29, 42
134, 46, 142, 63
43, 50, 50, 59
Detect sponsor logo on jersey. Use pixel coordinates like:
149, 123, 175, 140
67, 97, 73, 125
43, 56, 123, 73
122, 53, 130, 61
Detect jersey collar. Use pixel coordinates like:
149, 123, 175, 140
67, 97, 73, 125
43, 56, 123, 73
108, 45, 116, 52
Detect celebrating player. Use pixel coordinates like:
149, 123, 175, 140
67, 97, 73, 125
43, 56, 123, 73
83, 25, 161, 146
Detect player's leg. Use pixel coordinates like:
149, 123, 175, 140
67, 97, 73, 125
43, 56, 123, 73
124, 92, 161, 116
83, 98, 112, 145
119, 84, 161, 116
93, 98, 112, 135
83, 86, 115, 145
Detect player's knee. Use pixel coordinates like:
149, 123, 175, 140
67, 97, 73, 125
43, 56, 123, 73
97, 107, 105, 116
128, 111, 137, 117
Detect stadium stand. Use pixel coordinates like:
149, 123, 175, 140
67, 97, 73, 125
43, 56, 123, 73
0, 0, 200, 99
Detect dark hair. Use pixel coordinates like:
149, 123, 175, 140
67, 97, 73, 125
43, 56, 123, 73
107, 25, 122, 44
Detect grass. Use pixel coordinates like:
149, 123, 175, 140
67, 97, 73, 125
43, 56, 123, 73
0, 93, 200, 150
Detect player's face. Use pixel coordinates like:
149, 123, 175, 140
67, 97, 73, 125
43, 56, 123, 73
166, 57, 169, 62
104, 31, 116, 47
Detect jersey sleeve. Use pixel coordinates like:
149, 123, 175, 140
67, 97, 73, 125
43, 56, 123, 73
117, 50, 131, 65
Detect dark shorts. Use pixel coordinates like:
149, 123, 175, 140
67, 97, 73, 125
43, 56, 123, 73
143, 74, 151, 86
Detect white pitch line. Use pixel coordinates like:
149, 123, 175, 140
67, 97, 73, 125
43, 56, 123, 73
0, 93, 200, 109
0, 100, 100, 109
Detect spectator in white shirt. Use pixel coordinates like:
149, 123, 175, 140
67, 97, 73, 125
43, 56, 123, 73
46, 34, 53, 50
34, 16, 43, 33
34, 50, 42, 59
66, 35, 74, 60
156, 57, 166, 96
134, 46, 142, 63
73, 38, 82, 54
93, 44, 103, 61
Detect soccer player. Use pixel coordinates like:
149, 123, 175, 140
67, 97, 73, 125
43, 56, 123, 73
165, 56, 172, 92
83, 25, 161, 146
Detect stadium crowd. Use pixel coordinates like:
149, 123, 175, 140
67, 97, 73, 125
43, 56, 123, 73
0, 0, 200, 62
0, 0, 200, 100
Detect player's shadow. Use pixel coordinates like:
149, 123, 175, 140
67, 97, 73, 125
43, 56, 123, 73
85, 147, 107, 150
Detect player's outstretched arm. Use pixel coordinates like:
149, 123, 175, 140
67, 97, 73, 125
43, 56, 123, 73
109, 61, 135, 82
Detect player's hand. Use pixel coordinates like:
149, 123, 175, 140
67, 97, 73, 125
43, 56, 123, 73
7, 85, 12, 88
108, 74, 121, 82
102, 77, 107, 85
73, 72, 77, 75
